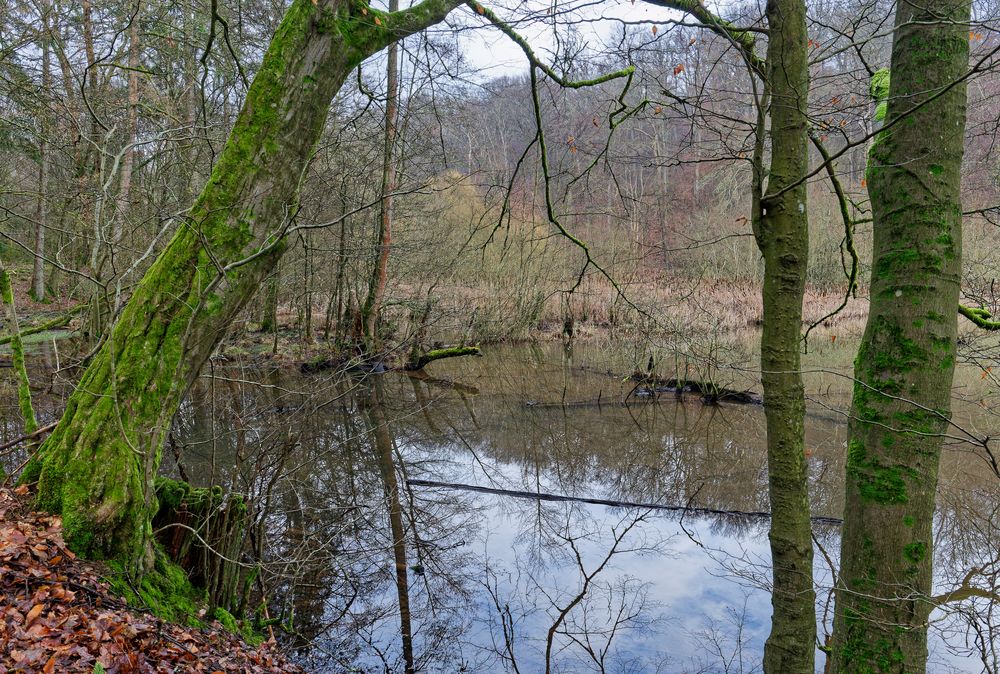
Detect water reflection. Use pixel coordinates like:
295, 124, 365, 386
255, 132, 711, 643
3, 344, 997, 672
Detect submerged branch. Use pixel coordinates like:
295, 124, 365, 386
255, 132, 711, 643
407, 479, 844, 525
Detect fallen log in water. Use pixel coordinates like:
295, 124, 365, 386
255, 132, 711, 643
630, 376, 761, 405
0, 304, 85, 346
404, 345, 481, 371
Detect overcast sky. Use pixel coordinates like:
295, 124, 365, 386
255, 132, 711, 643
432, 0, 698, 78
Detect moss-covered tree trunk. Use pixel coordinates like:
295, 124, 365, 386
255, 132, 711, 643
830, 2, 970, 671
0, 264, 39, 440
756, 0, 815, 671
22, 0, 463, 575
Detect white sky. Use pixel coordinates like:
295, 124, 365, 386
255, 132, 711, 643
425, 0, 700, 78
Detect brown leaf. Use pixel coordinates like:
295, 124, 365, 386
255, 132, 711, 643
26, 603, 43, 625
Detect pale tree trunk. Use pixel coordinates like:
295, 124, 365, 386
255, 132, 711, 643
22, 0, 464, 574
361, 0, 400, 348
32, 1, 52, 302
112, 8, 141, 247
756, 0, 815, 671
830, 1, 970, 671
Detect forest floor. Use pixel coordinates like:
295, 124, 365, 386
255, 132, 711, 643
0, 486, 303, 673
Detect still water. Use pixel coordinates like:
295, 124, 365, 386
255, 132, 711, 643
3, 342, 998, 673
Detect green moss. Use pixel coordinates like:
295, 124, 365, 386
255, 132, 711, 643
107, 549, 205, 627
214, 606, 238, 631
867, 317, 929, 375
154, 476, 221, 513
105, 548, 264, 644
893, 407, 941, 436
846, 439, 915, 504
903, 541, 926, 563
870, 68, 890, 100
213, 607, 265, 646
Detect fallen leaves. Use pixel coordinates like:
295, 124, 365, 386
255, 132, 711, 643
0, 488, 303, 673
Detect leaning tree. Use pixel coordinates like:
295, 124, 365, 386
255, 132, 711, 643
21, 0, 466, 574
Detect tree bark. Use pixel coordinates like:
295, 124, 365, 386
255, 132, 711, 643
756, 0, 815, 671
22, 0, 464, 574
0, 264, 39, 439
112, 8, 141, 247
31, 1, 52, 302
260, 266, 279, 334
361, 0, 400, 348
830, 1, 970, 671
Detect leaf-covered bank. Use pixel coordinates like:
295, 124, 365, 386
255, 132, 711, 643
0, 487, 301, 673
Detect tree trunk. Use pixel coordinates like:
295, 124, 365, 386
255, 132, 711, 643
302, 231, 313, 342
261, 266, 279, 334
32, 3, 51, 302
112, 9, 141, 248
366, 382, 415, 674
22, 0, 463, 574
361, 0, 400, 348
0, 264, 39, 439
756, 0, 815, 671
830, 2, 970, 671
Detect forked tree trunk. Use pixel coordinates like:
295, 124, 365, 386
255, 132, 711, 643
830, 2, 970, 671
756, 0, 815, 671
22, 0, 463, 574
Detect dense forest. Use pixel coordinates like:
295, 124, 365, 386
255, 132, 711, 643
2, 0, 1000, 672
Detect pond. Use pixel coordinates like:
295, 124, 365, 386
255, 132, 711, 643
2, 341, 998, 672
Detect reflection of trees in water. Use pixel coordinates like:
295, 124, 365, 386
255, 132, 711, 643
932, 487, 1000, 671
156, 360, 1000, 673
476, 502, 672, 673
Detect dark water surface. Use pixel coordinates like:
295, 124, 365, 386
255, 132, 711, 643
2, 342, 997, 673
